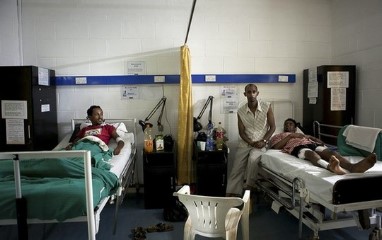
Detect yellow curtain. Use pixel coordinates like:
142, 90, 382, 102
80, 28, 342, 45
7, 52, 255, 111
177, 45, 193, 184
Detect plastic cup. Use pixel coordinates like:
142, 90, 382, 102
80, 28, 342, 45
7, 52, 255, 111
199, 141, 206, 151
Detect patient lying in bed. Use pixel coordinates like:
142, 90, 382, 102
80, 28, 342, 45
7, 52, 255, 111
269, 118, 376, 175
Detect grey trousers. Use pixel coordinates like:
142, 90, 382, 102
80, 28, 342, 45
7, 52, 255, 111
226, 146, 266, 195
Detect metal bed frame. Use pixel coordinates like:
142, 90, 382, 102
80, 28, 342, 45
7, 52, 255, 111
0, 118, 138, 240
256, 117, 382, 239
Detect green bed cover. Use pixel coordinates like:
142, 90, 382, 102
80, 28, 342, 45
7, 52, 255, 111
0, 140, 118, 221
337, 125, 381, 161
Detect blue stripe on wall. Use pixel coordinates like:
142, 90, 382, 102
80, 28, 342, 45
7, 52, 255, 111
55, 74, 295, 85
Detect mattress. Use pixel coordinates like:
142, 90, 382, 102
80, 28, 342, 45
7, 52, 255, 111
260, 150, 382, 204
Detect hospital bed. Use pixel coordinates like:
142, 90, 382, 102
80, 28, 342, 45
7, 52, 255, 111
0, 118, 137, 240
255, 111, 382, 239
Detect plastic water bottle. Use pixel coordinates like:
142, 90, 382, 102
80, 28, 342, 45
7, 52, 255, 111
155, 130, 164, 151
206, 122, 214, 151
144, 126, 154, 153
216, 122, 224, 150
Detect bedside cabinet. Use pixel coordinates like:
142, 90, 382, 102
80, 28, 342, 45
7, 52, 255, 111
143, 144, 176, 209
194, 143, 228, 197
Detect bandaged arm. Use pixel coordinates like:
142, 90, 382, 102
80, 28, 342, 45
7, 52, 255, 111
113, 136, 125, 155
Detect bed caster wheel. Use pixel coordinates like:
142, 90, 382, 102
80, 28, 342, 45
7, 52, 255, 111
135, 183, 140, 194
369, 228, 381, 240
306, 236, 319, 240
310, 233, 319, 240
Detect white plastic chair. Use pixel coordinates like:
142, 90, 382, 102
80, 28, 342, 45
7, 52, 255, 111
174, 185, 250, 240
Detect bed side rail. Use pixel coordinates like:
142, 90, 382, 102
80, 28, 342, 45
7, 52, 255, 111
256, 161, 304, 210
0, 150, 95, 240
313, 121, 343, 149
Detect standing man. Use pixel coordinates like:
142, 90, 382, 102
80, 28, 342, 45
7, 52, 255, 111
226, 84, 276, 197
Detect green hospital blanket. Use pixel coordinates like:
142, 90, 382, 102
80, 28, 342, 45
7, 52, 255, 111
71, 138, 114, 170
337, 125, 382, 161
0, 141, 118, 221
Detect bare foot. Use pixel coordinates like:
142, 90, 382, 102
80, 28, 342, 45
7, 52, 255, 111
328, 156, 347, 175
350, 153, 377, 173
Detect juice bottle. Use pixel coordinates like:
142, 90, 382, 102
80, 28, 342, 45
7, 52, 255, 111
144, 126, 154, 153
216, 122, 224, 150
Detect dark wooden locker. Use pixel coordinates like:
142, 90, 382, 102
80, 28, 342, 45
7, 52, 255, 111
143, 144, 177, 209
0, 66, 58, 151
194, 142, 228, 197
303, 65, 356, 144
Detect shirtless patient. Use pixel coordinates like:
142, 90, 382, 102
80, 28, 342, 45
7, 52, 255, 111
269, 118, 376, 175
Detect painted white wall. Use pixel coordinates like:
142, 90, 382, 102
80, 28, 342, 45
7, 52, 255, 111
0, 0, 21, 65
331, 0, 382, 128
1, 0, 380, 184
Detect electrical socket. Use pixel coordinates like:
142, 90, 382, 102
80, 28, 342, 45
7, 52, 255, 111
154, 76, 165, 83
75, 77, 87, 84
205, 75, 216, 82
278, 75, 288, 82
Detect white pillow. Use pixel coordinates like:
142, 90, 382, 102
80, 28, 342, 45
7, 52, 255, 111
80, 122, 91, 129
110, 122, 128, 137
296, 127, 304, 134
272, 127, 304, 136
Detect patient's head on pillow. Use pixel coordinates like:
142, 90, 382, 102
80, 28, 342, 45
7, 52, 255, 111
273, 118, 304, 136
284, 118, 304, 133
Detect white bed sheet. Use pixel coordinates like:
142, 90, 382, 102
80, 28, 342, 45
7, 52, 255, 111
260, 150, 382, 203
108, 133, 134, 177
54, 132, 134, 177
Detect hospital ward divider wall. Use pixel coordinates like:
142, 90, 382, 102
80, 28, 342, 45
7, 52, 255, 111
0, 66, 58, 151
302, 65, 356, 145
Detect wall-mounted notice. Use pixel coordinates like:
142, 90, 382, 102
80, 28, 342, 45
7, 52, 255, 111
1, 100, 28, 119
327, 71, 348, 111
221, 86, 238, 113
308, 81, 318, 98
222, 98, 239, 114
38, 67, 49, 86
6, 119, 25, 145
127, 61, 146, 75
121, 86, 139, 99
327, 71, 349, 88
308, 68, 318, 104
331, 88, 346, 111
41, 104, 50, 112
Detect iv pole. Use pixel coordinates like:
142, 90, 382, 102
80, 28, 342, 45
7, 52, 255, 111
193, 96, 213, 132
139, 97, 167, 132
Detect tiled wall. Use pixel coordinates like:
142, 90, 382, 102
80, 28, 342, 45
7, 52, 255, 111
2, 0, 381, 183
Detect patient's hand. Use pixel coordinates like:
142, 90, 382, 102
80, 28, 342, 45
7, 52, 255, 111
113, 148, 121, 155
65, 144, 73, 150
